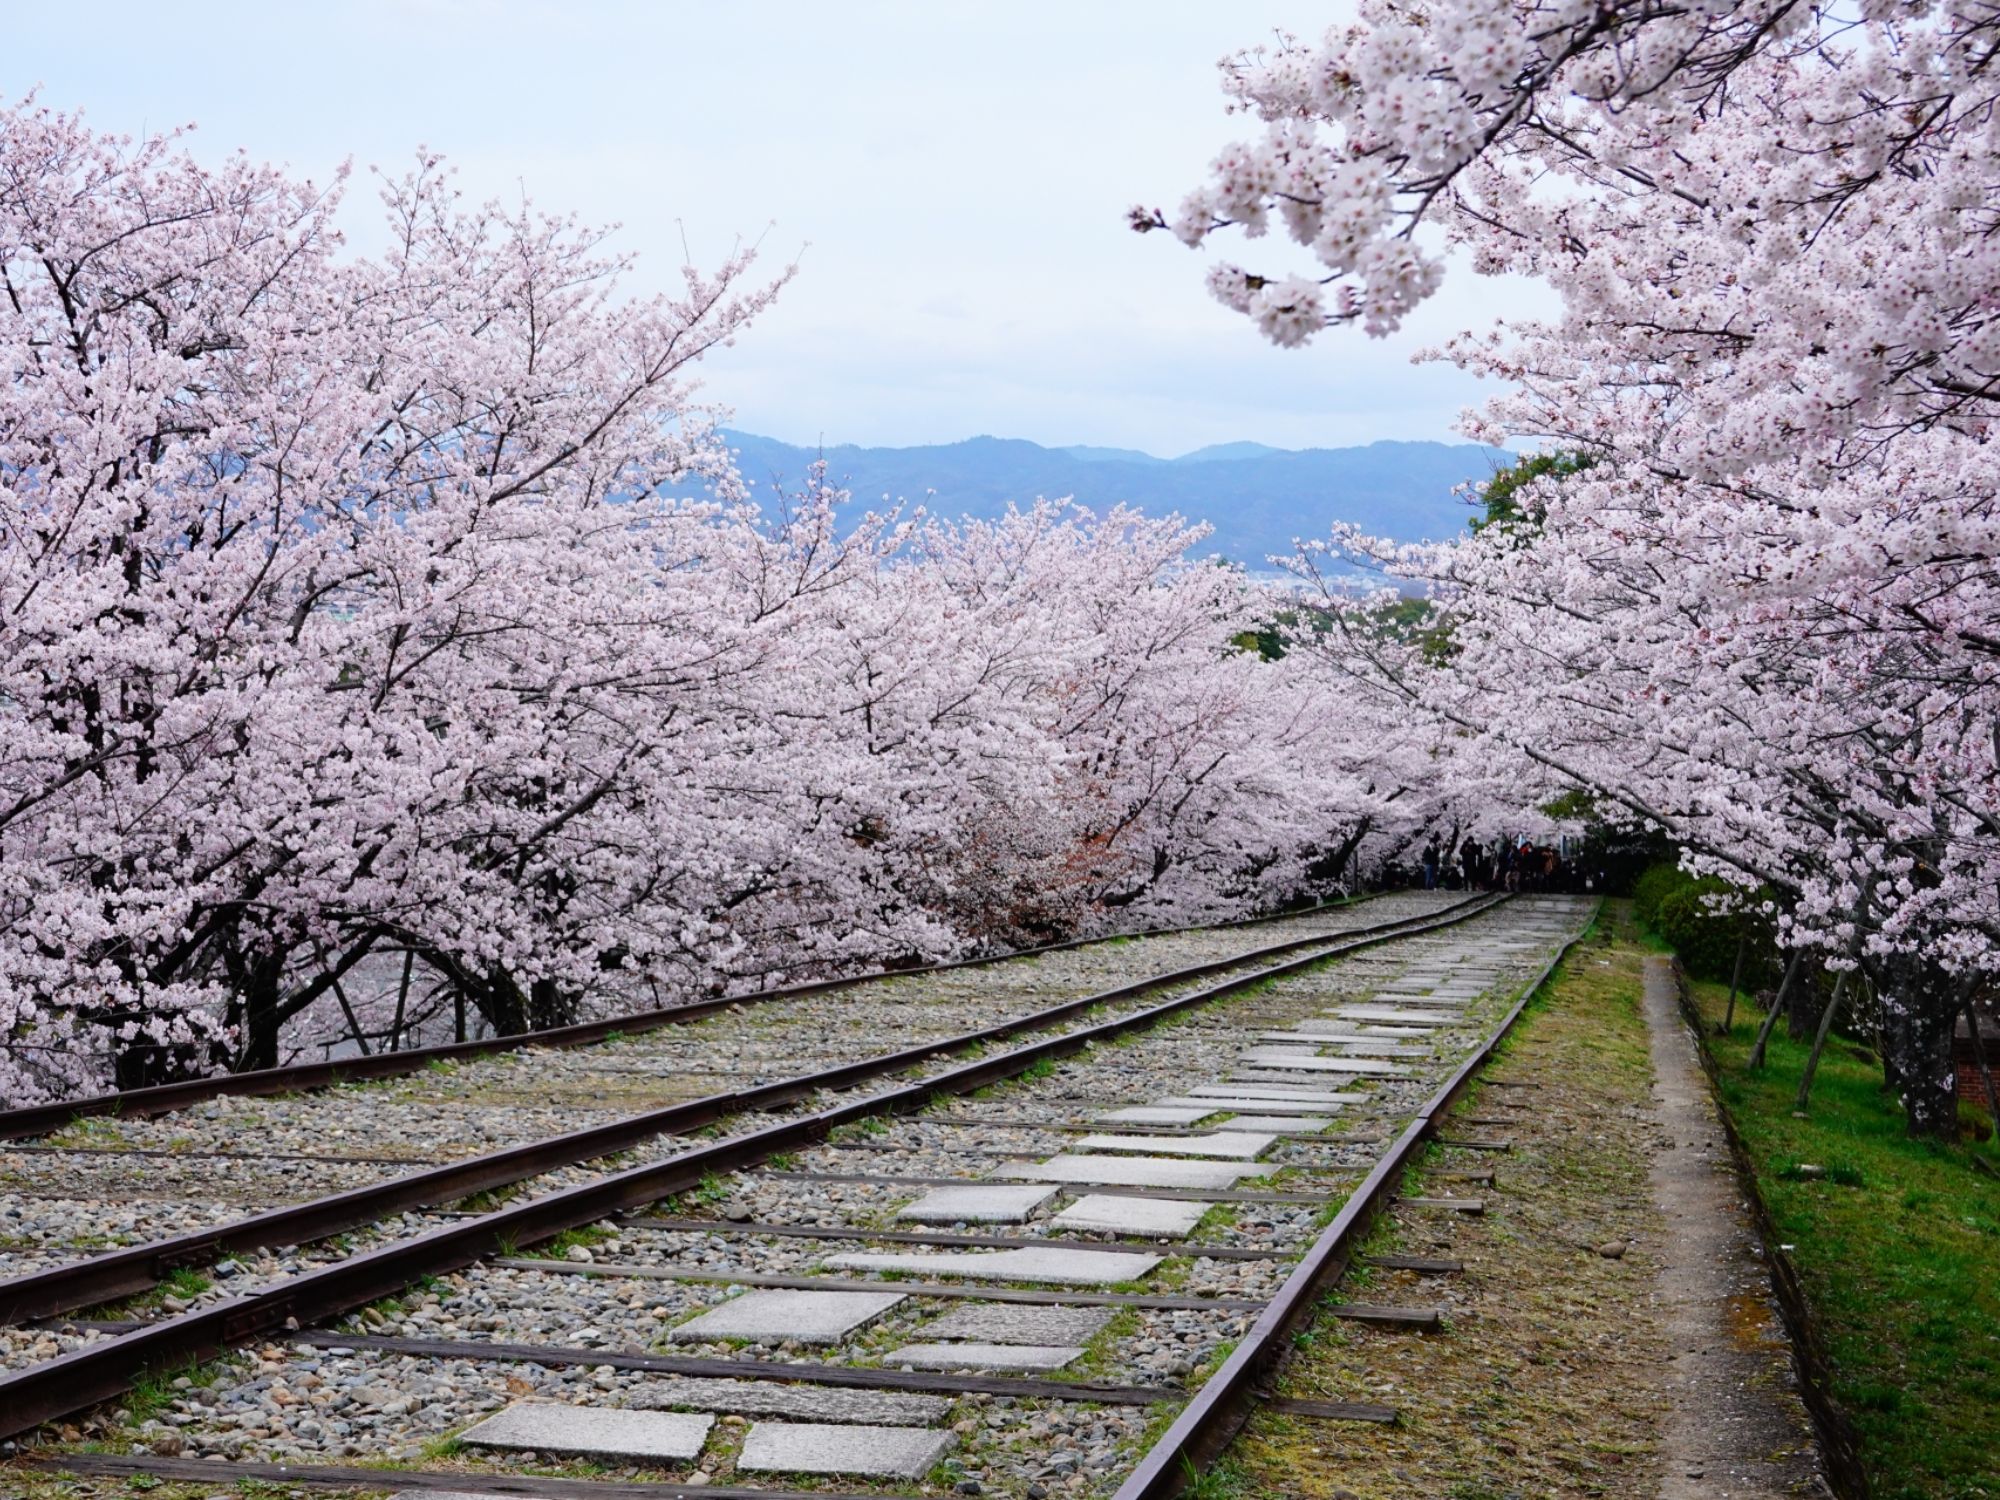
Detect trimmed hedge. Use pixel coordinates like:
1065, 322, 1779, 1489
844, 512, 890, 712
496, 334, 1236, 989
1634, 861, 1778, 988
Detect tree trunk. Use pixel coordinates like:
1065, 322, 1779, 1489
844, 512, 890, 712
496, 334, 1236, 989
1963, 1002, 1999, 1133
236, 950, 288, 1072
1795, 969, 1850, 1114
1871, 950, 1961, 1140
1720, 929, 1748, 1034
529, 976, 577, 1031
1786, 967, 1827, 1041
1749, 948, 1804, 1070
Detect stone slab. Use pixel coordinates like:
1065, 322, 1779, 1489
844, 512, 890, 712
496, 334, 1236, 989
459, 1403, 713, 1463
889, 1340, 1083, 1371
894, 1183, 1058, 1224
991, 1154, 1259, 1190
630, 1377, 950, 1426
1096, 1105, 1218, 1126
736, 1420, 954, 1478
922, 1303, 1115, 1344
1222, 1114, 1332, 1132
826, 1245, 1162, 1284
1073, 1130, 1276, 1160
669, 1288, 904, 1344
1052, 1193, 1207, 1237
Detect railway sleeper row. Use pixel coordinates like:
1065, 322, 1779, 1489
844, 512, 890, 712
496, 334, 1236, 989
5, 893, 1594, 1500
0, 892, 1465, 1331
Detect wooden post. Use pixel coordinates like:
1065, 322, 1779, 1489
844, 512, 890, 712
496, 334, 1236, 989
1720, 928, 1749, 1034
1795, 968, 1852, 1114
389, 949, 413, 1051
1964, 1001, 2000, 1133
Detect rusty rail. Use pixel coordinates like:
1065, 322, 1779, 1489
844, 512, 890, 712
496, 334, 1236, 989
0, 895, 1508, 1435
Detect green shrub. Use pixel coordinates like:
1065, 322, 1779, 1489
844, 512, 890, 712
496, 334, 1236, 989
1656, 881, 1777, 987
1631, 861, 1691, 929
1634, 858, 1783, 988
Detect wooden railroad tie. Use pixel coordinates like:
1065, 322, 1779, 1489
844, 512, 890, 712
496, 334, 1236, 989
291, 1330, 1177, 1406
1398, 1196, 1486, 1214
624, 1214, 1293, 1261
759, 1168, 1337, 1205
1437, 1136, 1515, 1151
1258, 1394, 1400, 1424
1320, 1303, 1442, 1332
1362, 1253, 1464, 1273
36, 1453, 882, 1500
498, 1257, 1269, 1311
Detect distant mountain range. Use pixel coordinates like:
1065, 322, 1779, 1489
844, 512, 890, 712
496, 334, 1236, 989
718, 431, 1502, 564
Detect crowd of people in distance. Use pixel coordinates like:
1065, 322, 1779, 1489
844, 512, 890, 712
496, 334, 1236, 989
1417, 835, 1596, 894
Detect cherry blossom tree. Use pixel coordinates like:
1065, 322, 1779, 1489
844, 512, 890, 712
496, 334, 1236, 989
0, 97, 788, 1100
3, 96, 1447, 1107
1140, 1, 2000, 1134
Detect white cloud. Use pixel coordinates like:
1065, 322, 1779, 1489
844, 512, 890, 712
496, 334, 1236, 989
16, 0, 1558, 453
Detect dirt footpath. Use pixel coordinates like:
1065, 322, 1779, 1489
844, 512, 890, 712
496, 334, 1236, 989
1229, 909, 1825, 1500
1641, 954, 1824, 1498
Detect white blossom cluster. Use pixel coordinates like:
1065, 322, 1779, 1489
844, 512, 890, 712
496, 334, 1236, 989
1150, 0, 2000, 1134
0, 100, 1462, 1107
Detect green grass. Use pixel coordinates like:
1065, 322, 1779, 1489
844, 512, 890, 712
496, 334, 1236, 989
1687, 975, 2000, 1499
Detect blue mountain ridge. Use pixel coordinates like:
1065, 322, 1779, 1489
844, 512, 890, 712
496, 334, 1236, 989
717, 430, 1501, 562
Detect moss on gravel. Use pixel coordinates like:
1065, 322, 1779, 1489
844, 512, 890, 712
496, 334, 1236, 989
1224, 904, 1674, 1499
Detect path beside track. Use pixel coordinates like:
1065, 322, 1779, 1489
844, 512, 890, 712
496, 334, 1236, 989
1215, 905, 1824, 1500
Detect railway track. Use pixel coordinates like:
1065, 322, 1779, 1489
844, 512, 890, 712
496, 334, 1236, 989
0, 897, 1386, 1145
0, 891, 1441, 1316
3, 891, 1595, 1500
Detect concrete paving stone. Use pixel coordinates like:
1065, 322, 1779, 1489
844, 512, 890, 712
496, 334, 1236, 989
889, 1340, 1083, 1371
669, 1288, 905, 1344
1097, 1105, 1218, 1126
1221, 1114, 1332, 1132
992, 1153, 1260, 1190
1238, 1051, 1411, 1076
629, 1377, 951, 1426
736, 1420, 954, 1479
1052, 1193, 1207, 1237
826, 1245, 1163, 1284
894, 1183, 1058, 1224
923, 1303, 1115, 1344
1073, 1130, 1276, 1160
459, 1403, 713, 1463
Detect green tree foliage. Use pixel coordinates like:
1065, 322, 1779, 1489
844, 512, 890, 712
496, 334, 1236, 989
1635, 861, 1779, 988
1472, 450, 1595, 535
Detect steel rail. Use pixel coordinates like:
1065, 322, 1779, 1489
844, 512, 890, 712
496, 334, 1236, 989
0, 893, 1510, 1440
0, 894, 1496, 1323
0, 895, 1376, 1141
1112, 901, 1600, 1500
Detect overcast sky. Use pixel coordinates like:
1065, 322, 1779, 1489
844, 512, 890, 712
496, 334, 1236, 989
14, 1, 1542, 457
